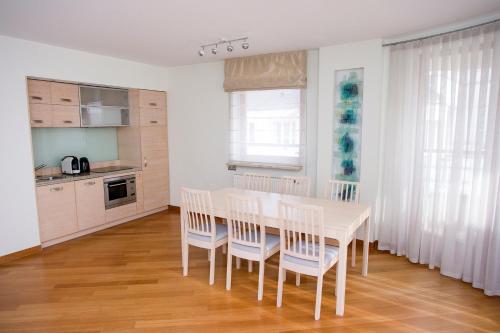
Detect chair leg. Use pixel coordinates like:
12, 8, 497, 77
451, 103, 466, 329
296, 273, 301, 286
315, 275, 324, 320
335, 266, 338, 297
236, 257, 241, 269
226, 252, 232, 291
258, 260, 265, 301
351, 237, 356, 267
183, 242, 189, 276
277, 266, 284, 307
209, 248, 216, 285
248, 260, 253, 272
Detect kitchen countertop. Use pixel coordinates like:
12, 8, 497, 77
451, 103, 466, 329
35, 167, 140, 187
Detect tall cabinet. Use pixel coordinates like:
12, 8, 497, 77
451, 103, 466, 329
117, 89, 169, 212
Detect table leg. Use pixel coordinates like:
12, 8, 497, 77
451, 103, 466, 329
362, 216, 370, 277
335, 239, 348, 316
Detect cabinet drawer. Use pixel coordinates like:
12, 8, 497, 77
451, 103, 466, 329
27, 80, 51, 104
29, 103, 52, 127
36, 182, 78, 242
52, 105, 80, 127
51, 82, 79, 106
139, 90, 166, 109
140, 107, 167, 126
105, 202, 137, 222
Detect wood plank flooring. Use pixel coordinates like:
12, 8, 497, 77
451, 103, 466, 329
0, 209, 499, 332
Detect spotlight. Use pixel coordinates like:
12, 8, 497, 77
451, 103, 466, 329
241, 41, 249, 49
198, 48, 205, 56
211, 45, 217, 55
227, 43, 234, 52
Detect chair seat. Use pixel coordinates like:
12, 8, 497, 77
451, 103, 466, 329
187, 224, 228, 243
231, 234, 280, 255
284, 244, 339, 268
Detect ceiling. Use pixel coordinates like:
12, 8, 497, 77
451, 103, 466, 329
1, 0, 500, 67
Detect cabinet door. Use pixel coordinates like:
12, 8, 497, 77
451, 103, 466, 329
75, 178, 105, 230
140, 107, 167, 127
52, 105, 80, 127
141, 126, 169, 211
36, 182, 78, 242
139, 90, 166, 109
51, 82, 79, 106
27, 80, 51, 104
29, 103, 52, 127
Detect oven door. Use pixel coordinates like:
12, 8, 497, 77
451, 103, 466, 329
104, 177, 135, 209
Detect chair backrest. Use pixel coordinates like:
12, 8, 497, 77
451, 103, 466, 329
279, 201, 325, 266
181, 187, 216, 239
243, 173, 272, 192
324, 180, 360, 203
225, 194, 264, 251
281, 176, 311, 197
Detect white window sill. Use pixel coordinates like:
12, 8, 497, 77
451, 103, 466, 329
227, 161, 303, 171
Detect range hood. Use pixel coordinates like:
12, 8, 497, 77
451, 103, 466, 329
80, 86, 130, 127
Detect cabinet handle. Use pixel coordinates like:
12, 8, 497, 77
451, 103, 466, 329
50, 186, 63, 192
84, 181, 95, 186
60, 98, 72, 102
150, 120, 158, 124
32, 120, 43, 124
31, 96, 42, 100
63, 120, 73, 124
144, 158, 148, 168
149, 102, 157, 106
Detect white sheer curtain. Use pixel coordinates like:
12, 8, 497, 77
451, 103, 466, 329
377, 22, 500, 295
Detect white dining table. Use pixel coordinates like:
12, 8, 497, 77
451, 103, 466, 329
208, 187, 371, 316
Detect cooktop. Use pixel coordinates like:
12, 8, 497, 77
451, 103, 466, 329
92, 166, 135, 173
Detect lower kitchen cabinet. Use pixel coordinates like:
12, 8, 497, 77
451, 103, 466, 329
75, 177, 105, 230
36, 182, 78, 242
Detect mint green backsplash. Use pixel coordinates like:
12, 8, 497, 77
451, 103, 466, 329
31, 128, 118, 167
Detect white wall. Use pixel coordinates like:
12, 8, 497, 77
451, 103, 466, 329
316, 39, 384, 238
0, 36, 170, 256
167, 50, 319, 206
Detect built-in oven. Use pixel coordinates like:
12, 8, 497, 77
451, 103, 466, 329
104, 175, 136, 209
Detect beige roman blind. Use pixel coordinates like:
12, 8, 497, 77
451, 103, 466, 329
224, 50, 307, 92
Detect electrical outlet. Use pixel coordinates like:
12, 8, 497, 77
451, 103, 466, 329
227, 164, 237, 171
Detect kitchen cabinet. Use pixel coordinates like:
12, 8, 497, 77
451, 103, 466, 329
139, 90, 169, 212
50, 82, 79, 106
135, 171, 144, 213
36, 182, 78, 242
27, 80, 51, 104
52, 105, 80, 127
75, 177, 105, 230
29, 103, 52, 127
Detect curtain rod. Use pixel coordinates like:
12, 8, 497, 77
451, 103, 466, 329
382, 18, 500, 47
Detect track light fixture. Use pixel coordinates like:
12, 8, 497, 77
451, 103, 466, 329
197, 37, 249, 56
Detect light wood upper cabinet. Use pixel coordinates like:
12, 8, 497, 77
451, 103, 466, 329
36, 182, 78, 242
140, 107, 167, 127
29, 103, 52, 127
27, 80, 51, 104
139, 90, 166, 109
52, 105, 80, 127
75, 178, 105, 230
50, 82, 79, 106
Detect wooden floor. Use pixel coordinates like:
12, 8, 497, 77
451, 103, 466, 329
1, 210, 499, 333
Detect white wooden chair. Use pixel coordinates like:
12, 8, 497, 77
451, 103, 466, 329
181, 187, 228, 285
276, 201, 339, 320
243, 173, 272, 192
324, 180, 360, 267
225, 194, 280, 300
280, 176, 311, 197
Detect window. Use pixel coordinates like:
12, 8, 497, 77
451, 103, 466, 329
229, 89, 306, 168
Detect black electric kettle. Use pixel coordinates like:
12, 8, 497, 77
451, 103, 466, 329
80, 157, 90, 173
